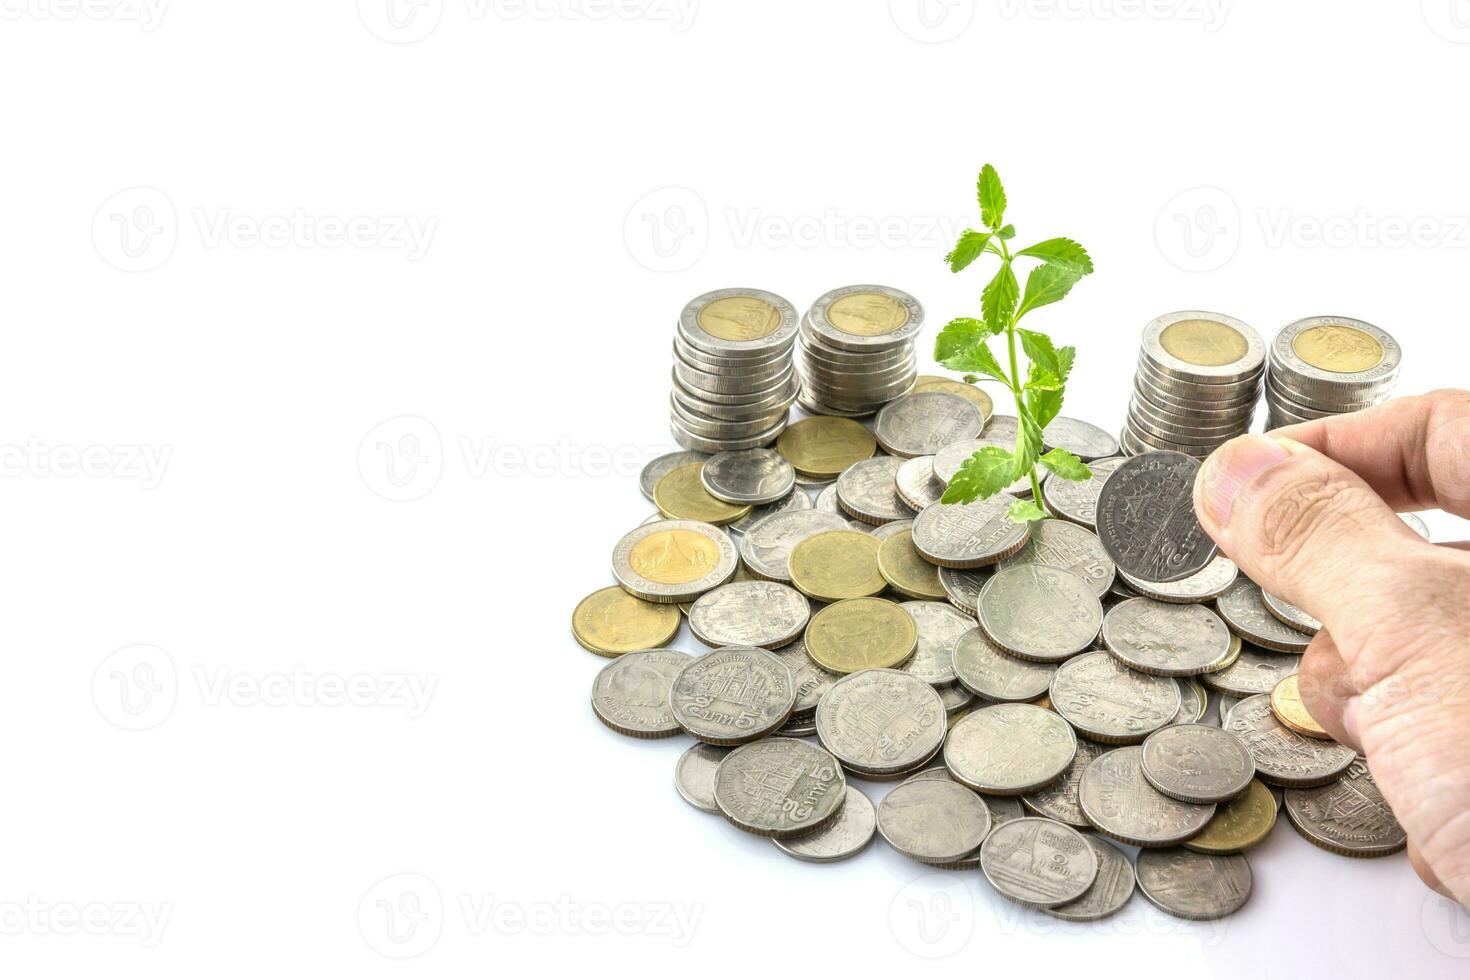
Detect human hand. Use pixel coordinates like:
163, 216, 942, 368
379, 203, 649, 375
1192, 389, 1470, 909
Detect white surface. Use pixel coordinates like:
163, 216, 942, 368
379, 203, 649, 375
3, 1, 1470, 976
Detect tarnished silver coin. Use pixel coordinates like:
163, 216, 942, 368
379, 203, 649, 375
688, 580, 811, 648
713, 737, 846, 839
835, 456, 915, 525
815, 668, 947, 776
776, 713, 817, 737
774, 785, 877, 863
907, 769, 1021, 870
1101, 598, 1232, 677
874, 391, 986, 458
1078, 746, 1217, 847
1040, 457, 1122, 531
590, 648, 693, 738
1215, 578, 1313, 653
937, 566, 988, 615
1119, 554, 1238, 604
869, 519, 912, 541
1200, 645, 1300, 698
1135, 849, 1252, 920
936, 682, 975, 717
1262, 590, 1322, 635
1283, 758, 1406, 857
726, 485, 812, 534
895, 455, 945, 510
671, 646, 796, 745
1223, 694, 1356, 788
1141, 724, 1255, 804
878, 777, 993, 864
952, 627, 1056, 702
1095, 451, 1218, 583
612, 519, 739, 604
1044, 836, 1137, 922
1043, 417, 1121, 462
898, 600, 972, 686
932, 438, 1030, 495
912, 498, 1031, 569
701, 447, 797, 505
674, 742, 730, 813
814, 483, 840, 514
1051, 652, 1182, 744
769, 637, 841, 717
977, 566, 1102, 663
998, 518, 1116, 598
640, 450, 710, 501
945, 703, 1077, 795
980, 818, 1098, 908
1022, 737, 1107, 828
739, 509, 851, 582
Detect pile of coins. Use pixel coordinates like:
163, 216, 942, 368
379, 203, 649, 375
1122, 311, 1264, 459
1265, 316, 1401, 429
797, 285, 923, 417
671, 288, 800, 452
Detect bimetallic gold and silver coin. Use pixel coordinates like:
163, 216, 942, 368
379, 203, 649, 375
612, 519, 739, 604
571, 585, 682, 657
798, 285, 922, 416
1265, 316, 1400, 430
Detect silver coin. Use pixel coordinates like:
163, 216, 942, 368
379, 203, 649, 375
1141, 724, 1256, 804
1216, 694, 1240, 726
895, 455, 945, 510
769, 637, 841, 716
1096, 451, 1218, 583
1135, 849, 1251, 920
814, 483, 841, 513
952, 627, 1056, 702
835, 456, 915, 525
1119, 554, 1238, 604
590, 648, 693, 738
701, 448, 797, 505
1283, 758, 1406, 857
1039, 457, 1122, 531
639, 450, 710, 501
898, 600, 972, 686
1078, 746, 1216, 847
1101, 598, 1232, 677
935, 681, 976, 717
725, 484, 812, 535
878, 777, 993, 864
945, 703, 1077, 795
912, 498, 1031, 569
1172, 678, 1208, 725
815, 668, 947, 775
1269, 316, 1400, 389
983, 414, 1019, 443
674, 742, 730, 813
932, 438, 1030, 495
713, 737, 846, 838
980, 818, 1098, 908
670, 415, 788, 454
912, 767, 1028, 824
739, 509, 851, 582
977, 566, 1102, 663
874, 392, 986, 458
774, 785, 877, 862
1022, 737, 1107, 828
1262, 590, 1322, 635
1050, 651, 1182, 744
938, 565, 989, 615
1215, 578, 1313, 653
805, 284, 924, 352
677, 287, 799, 357
1200, 645, 1300, 698
1223, 694, 1356, 788
612, 519, 739, 604
688, 580, 811, 648
998, 518, 1116, 598
1142, 311, 1266, 384
1043, 417, 1121, 461
868, 519, 912, 541
1044, 836, 1137, 922
671, 646, 796, 745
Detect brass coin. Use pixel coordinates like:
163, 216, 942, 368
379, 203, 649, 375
1270, 674, 1330, 739
877, 527, 946, 601
804, 597, 918, 673
653, 462, 752, 525
775, 416, 877, 479
571, 585, 682, 657
1184, 780, 1278, 854
827, 291, 910, 336
1292, 324, 1383, 373
789, 529, 886, 602
911, 376, 995, 425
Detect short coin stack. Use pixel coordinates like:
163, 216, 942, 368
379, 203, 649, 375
671, 288, 800, 452
797, 284, 923, 417
1265, 316, 1401, 429
1123, 311, 1265, 459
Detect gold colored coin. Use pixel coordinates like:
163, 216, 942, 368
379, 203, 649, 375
804, 597, 918, 673
1271, 673, 1330, 739
1201, 632, 1242, 674
826, 292, 910, 337
628, 528, 723, 585
912, 377, 995, 423
788, 529, 886, 602
1292, 324, 1383, 373
775, 417, 877, 479
1159, 318, 1248, 367
1186, 678, 1210, 722
653, 462, 752, 525
696, 295, 783, 341
571, 585, 682, 657
1184, 780, 1278, 854
679, 562, 755, 615
877, 529, 946, 601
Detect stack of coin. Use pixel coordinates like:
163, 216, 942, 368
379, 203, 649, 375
671, 288, 801, 452
1265, 316, 1400, 429
797, 284, 923, 417
1123, 311, 1265, 459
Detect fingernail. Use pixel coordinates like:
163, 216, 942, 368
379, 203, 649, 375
1196, 435, 1290, 527
1340, 696, 1365, 752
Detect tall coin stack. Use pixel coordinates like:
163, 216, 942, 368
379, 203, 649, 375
1265, 317, 1401, 429
796, 284, 922, 417
671, 288, 801, 452
1122, 311, 1265, 459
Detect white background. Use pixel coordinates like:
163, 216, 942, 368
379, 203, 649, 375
2, 0, 1469, 976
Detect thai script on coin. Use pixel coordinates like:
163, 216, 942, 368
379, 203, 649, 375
713, 737, 846, 838
1135, 848, 1252, 920
980, 817, 1098, 908
945, 703, 1078, 795
1050, 652, 1181, 744
1141, 724, 1256, 804
978, 565, 1102, 662
1095, 451, 1218, 583
1283, 758, 1406, 857
815, 668, 946, 775
590, 648, 693, 738
670, 646, 796, 745
1102, 598, 1232, 676
1223, 694, 1356, 788
688, 580, 811, 648
1078, 746, 1217, 847
774, 785, 876, 862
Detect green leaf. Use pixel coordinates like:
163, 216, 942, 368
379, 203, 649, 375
945, 229, 992, 273
981, 263, 1019, 334
941, 446, 1015, 504
1039, 448, 1091, 482
1018, 329, 1061, 377
934, 318, 1008, 383
1055, 345, 1076, 380
1015, 237, 1094, 276
977, 164, 1007, 231
1012, 406, 1043, 480
1023, 366, 1062, 392
1016, 263, 1084, 320
1026, 386, 1064, 429
1007, 498, 1049, 523
997, 224, 1016, 241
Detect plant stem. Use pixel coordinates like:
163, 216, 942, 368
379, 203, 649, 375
996, 238, 1048, 512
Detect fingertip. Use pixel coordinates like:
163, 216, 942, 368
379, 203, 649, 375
1195, 434, 1291, 531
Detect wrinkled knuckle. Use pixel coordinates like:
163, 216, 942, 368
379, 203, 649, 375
1247, 471, 1366, 578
